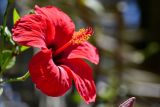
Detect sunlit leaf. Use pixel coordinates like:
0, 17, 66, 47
4, 27, 11, 37
13, 8, 20, 24
71, 91, 81, 104
20, 46, 30, 52
6, 56, 16, 70
4, 27, 15, 45
0, 50, 16, 70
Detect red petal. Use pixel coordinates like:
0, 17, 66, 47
119, 97, 136, 107
61, 42, 99, 64
12, 14, 54, 48
29, 49, 72, 96
60, 59, 96, 104
35, 5, 75, 49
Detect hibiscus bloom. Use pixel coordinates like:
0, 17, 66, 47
12, 5, 99, 104
119, 97, 135, 107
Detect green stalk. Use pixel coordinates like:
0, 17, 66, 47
0, 1, 10, 74
0, 1, 15, 75
2, 1, 9, 37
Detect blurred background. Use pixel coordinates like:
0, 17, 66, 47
0, 0, 160, 107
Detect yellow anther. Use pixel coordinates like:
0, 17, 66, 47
72, 27, 93, 44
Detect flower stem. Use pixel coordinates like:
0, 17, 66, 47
0, 0, 10, 73
0, 71, 30, 84
2, 0, 10, 36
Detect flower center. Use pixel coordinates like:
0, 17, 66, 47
53, 27, 93, 57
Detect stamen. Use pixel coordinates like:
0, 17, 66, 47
53, 27, 93, 56
72, 27, 93, 44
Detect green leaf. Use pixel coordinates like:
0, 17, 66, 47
71, 91, 81, 104
13, 8, 20, 24
0, 50, 16, 70
4, 27, 15, 45
20, 46, 30, 52
4, 27, 11, 37
6, 56, 16, 70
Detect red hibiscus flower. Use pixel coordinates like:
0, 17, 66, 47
12, 5, 99, 104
